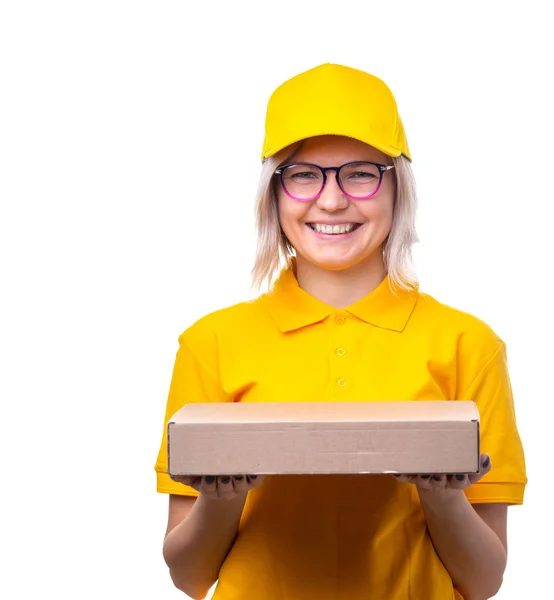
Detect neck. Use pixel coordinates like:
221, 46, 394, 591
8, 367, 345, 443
295, 252, 386, 309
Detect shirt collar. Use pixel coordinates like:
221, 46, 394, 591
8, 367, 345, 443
265, 260, 419, 333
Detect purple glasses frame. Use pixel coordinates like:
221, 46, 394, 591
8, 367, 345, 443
274, 161, 395, 202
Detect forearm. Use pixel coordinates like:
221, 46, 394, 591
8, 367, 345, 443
419, 490, 506, 600
163, 492, 247, 599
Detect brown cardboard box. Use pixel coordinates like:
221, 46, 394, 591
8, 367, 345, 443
167, 401, 480, 476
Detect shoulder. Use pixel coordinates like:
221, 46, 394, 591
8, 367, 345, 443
178, 294, 270, 349
412, 290, 510, 397
413, 290, 505, 360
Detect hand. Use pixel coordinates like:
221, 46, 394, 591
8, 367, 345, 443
169, 474, 264, 500
393, 453, 491, 493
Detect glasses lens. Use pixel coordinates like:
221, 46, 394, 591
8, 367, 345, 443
339, 162, 381, 198
281, 164, 323, 200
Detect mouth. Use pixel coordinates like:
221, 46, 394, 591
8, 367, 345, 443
306, 222, 363, 235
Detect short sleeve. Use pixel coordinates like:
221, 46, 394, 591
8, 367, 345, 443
461, 341, 527, 504
154, 325, 232, 497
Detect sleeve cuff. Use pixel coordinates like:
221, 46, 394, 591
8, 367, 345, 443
464, 481, 526, 505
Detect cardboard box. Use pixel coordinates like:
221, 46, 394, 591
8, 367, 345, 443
167, 401, 480, 476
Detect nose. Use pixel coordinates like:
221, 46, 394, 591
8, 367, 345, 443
315, 170, 348, 212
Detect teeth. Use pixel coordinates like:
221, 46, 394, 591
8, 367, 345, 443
312, 223, 357, 234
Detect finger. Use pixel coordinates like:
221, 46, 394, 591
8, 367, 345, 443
246, 474, 264, 488
216, 476, 237, 500
479, 453, 492, 474
449, 473, 469, 490
232, 475, 250, 493
199, 475, 219, 499
429, 474, 448, 489
414, 474, 433, 490
468, 453, 492, 485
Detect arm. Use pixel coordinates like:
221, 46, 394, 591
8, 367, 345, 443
163, 492, 247, 599
418, 490, 507, 600
417, 333, 525, 598
154, 329, 252, 597
396, 455, 507, 600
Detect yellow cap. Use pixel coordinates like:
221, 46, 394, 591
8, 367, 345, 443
261, 63, 411, 162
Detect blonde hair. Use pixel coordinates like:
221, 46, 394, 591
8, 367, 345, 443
251, 145, 419, 294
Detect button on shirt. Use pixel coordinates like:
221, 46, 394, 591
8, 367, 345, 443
155, 261, 527, 600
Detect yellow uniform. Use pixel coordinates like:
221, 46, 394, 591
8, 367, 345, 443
155, 264, 527, 600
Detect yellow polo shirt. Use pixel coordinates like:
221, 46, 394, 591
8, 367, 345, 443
155, 264, 527, 600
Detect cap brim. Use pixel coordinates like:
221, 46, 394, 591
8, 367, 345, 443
263, 131, 410, 162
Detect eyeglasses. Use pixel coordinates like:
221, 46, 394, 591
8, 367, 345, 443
274, 161, 395, 202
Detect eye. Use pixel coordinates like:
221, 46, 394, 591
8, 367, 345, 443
349, 171, 377, 180
290, 171, 318, 180
342, 163, 380, 184
283, 165, 322, 184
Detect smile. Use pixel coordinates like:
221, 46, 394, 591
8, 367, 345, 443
307, 223, 362, 235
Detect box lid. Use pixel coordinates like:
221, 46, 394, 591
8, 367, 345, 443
169, 401, 479, 425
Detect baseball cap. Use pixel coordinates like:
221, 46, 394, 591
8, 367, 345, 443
261, 63, 411, 162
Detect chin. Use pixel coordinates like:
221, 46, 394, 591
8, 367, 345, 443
307, 255, 368, 272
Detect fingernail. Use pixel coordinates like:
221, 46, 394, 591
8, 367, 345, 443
432, 475, 443, 481
421, 475, 430, 479
235, 476, 244, 481
250, 475, 257, 479
482, 455, 490, 468
205, 476, 215, 484
221, 477, 231, 484
456, 474, 465, 481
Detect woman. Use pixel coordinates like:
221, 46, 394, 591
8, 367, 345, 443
155, 63, 527, 600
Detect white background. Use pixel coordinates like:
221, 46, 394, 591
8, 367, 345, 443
1, 1, 552, 598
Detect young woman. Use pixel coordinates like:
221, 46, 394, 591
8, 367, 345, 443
155, 63, 527, 600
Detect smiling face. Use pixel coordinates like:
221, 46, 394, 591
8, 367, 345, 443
277, 135, 395, 273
